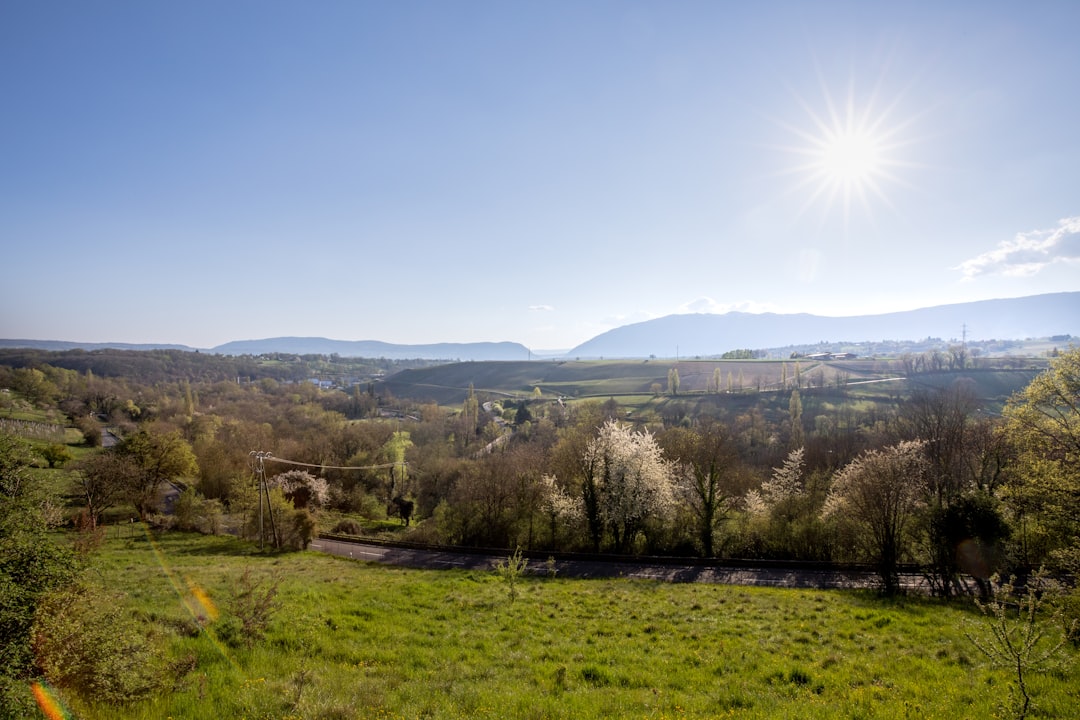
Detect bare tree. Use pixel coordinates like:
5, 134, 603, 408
73, 452, 142, 525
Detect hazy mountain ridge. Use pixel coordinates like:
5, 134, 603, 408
3, 293, 1076, 360
210, 337, 531, 361
566, 293, 1080, 358
0, 339, 197, 352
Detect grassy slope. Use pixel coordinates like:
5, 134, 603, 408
57, 532, 1079, 720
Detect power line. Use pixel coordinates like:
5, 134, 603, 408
251, 451, 405, 472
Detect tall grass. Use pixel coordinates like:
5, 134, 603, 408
54, 532, 1078, 719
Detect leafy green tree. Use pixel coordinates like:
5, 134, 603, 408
1002, 347, 1080, 567
116, 428, 198, 518
39, 442, 72, 468
173, 488, 224, 534
927, 492, 1010, 598
291, 508, 317, 550
660, 421, 742, 557
740, 447, 833, 561
898, 380, 985, 595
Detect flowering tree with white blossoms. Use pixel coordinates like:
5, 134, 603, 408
744, 447, 806, 516
271, 469, 329, 509
581, 420, 675, 553
822, 440, 929, 594
538, 474, 582, 550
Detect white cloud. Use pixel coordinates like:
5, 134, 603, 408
957, 216, 1080, 279
676, 297, 778, 315
528, 304, 555, 312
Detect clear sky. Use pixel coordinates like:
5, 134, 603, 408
2, 1, 1078, 351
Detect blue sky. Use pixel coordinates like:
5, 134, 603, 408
2, 1, 1078, 351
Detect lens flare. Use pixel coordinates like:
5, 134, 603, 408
140, 524, 235, 669
31, 682, 70, 720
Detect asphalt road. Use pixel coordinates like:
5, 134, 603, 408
309, 537, 932, 592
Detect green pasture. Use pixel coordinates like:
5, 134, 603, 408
41, 532, 1079, 720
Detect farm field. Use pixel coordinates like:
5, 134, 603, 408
377, 358, 1044, 424
50, 531, 1079, 720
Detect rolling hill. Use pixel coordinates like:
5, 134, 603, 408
566, 293, 1080, 359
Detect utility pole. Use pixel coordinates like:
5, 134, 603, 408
249, 451, 278, 550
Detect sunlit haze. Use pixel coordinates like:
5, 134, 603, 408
2, 2, 1078, 351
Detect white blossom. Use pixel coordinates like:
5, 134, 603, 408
271, 469, 329, 508
582, 420, 675, 550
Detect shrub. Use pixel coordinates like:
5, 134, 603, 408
174, 489, 224, 535
216, 568, 281, 650
31, 580, 164, 705
71, 509, 105, 556
39, 443, 72, 468
966, 571, 1076, 719
493, 547, 528, 603
331, 519, 362, 535
291, 508, 317, 550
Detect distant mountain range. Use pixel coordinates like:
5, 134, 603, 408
210, 338, 532, 361
566, 292, 1080, 358
0, 337, 532, 361
0, 339, 196, 353
3, 292, 1078, 360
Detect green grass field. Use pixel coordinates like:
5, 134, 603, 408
46, 531, 1079, 720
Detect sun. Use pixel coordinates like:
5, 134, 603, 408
819, 129, 882, 185
774, 71, 917, 230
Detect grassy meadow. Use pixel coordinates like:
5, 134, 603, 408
47, 531, 1079, 720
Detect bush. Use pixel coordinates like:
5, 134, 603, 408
966, 571, 1076, 719
32, 580, 164, 705
331, 519, 363, 535
493, 547, 528, 603
216, 568, 281, 650
174, 489, 224, 535
71, 415, 101, 447
291, 508, 317, 550
39, 443, 72, 468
